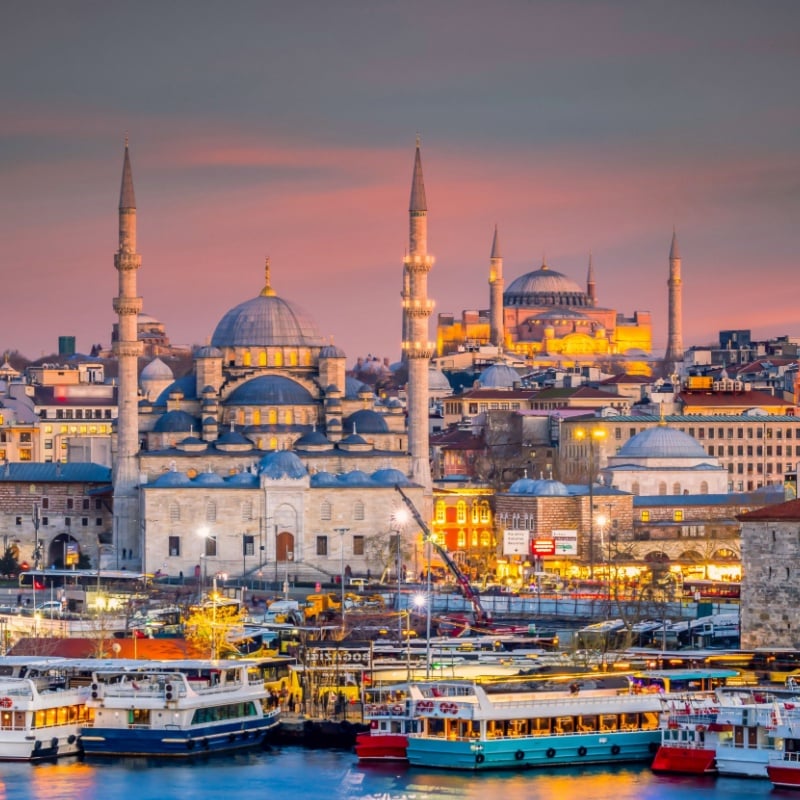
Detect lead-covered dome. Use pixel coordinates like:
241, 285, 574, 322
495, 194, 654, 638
478, 364, 521, 389
211, 269, 325, 348
617, 426, 709, 459
504, 264, 589, 308
227, 375, 315, 405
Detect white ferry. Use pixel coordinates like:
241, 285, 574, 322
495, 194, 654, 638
0, 656, 96, 760
80, 659, 280, 758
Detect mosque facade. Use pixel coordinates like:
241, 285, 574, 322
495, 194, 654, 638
110, 143, 429, 580
436, 234, 656, 375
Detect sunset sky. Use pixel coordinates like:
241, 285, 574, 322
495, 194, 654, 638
2, 1, 798, 364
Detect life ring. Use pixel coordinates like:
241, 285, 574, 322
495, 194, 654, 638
546, 748, 556, 759
611, 744, 621, 756
577, 746, 587, 757
438, 702, 458, 715
0, 696, 12, 709
378, 705, 388, 714
34, 741, 42, 751
392, 704, 404, 715
67, 735, 77, 745
417, 700, 434, 713
515, 749, 525, 761
51, 737, 58, 749
476, 753, 485, 764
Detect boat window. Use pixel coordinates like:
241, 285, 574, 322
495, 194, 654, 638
555, 716, 574, 734
620, 713, 638, 730
641, 711, 659, 730
600, 714, 618, 732
578, 715, 597, 732
531, 717, 551, 735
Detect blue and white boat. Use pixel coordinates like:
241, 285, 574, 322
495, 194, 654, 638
404, 674, 668, 770
80, 659, 279, 758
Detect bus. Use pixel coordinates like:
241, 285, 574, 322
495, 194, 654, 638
682, 579, 741, 601
19, 569, 150, 613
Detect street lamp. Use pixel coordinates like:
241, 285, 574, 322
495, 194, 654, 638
333, 527, 350, 629
32, 503, 41, 570
197, 527, 212, 599
413, 592, 430, 678
575, 426, 606, 578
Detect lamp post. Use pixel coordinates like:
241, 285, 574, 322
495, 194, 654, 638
32, 503, 41, 570
333, 527, 349, 629
575, 426, 606, 578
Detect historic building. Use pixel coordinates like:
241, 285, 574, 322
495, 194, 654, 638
103, 141, 431, 580
436, 234, 654, 375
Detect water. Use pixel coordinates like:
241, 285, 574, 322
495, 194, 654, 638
0, 748, 782, 800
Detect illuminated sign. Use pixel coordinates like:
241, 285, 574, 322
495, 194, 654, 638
531, 539, 555, 555
551, 529, 578, 556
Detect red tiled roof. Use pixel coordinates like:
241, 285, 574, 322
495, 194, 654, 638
738, 498, 800, 521
679, 390, 793, 408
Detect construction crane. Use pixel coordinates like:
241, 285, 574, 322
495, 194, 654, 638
394, 484, 489, 625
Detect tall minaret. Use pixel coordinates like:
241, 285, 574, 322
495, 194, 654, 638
402, 138, 434, 489
664, 228, 684, 365
400, 255, 411, 359
586, 252, 596, 307
488, 225, 504, 348
112, 140, 143, 569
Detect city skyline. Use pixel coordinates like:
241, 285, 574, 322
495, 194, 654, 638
1, 1, 799, 364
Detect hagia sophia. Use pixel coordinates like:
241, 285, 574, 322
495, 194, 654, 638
436, 229, 655, 376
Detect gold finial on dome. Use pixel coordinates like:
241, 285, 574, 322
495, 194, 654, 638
261, 256, 276, 297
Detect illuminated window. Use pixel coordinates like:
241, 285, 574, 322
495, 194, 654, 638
268, 409, 277, 424
243, 350, 252, 367
640, 510, 650, 522
457, 530, 466, 548
274, 350, 283, 367
479, 503, 490, 523
252, 409, 261, 425
44, 425, 52, 434
471, 504, 479, 523
673, 510, 684, 522
457, 501, 466, 524
435, 502, 446, 523
258, 351, 267, 366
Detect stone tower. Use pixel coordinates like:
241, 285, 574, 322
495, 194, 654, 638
664, 229, 684, 365
403, 139, 434, 489
488, 225, 504, 348
112, 141, 143, 568
586, 252, 596, 307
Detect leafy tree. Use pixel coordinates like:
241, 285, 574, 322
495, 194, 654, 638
0, 547, 19, 578
184, 601, 246, 659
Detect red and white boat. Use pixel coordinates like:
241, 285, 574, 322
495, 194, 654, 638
767, 715, 800, 789
650, 696, 720, 775
354, 686, 418, 762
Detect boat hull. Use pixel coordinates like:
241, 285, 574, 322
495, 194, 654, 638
406, 731, 660, 771
0, 727, 82, 761
355, 732, 408, 762
768, 763, 800, 789
716, 746, 771, 778
81, 717, 278, 758
651, 745, 716, 775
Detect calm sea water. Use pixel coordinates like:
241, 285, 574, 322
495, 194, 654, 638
0, 748, 781, 800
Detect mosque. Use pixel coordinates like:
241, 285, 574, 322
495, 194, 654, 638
436, 228, 661, 376
110, 141, 432, 581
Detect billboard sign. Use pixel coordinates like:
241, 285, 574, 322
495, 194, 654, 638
503, 529, 529, 556
551, 529, 578, 556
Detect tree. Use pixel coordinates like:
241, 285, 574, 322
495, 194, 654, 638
364, 529, 414, 583
184, 601, 246, 659
0, 547, 19, 578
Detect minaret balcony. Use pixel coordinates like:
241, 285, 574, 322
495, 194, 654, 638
114, 341, 143, 358
402, 341, 435, 359
402, 255, 435, 272
402, 299, 435, 317
113, 297, 143, 315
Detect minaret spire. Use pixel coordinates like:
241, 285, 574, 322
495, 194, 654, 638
665, 228, 684, 366
261, 256, 276, 297
489, 224, 505, 348
587, 252, 596, 307
112, 139, 144, 570
402, 137, 434, 491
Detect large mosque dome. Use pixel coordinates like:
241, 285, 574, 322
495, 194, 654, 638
617, 426, 709, 460
504, 264, 589, 308
211, 264, 325, 348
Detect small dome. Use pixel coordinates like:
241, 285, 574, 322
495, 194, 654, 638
345, 377, 372, 399
258, 450, 308, 479
225, 471, 259, 487
508, 478, 542, 494
155, 375, 198, 405
343, 409, 388, 434
151, 471, 193, 487
211, 292, 324, 348
195, 345, 223, 359
294, 430, 333, 449
216, 429, 251, 446
320, 344, 347, 359
153, 410, 200, 434
193, 470, 226, 486
140, 357, 174, 380
310, 471, 340, 487
371, 468, 410, 486
227, 375, 315, 406
478, 364, 521, 389
429, 367, 452, 393
339, 433, 368, 446
338, 470, 374, 486
617, 426, 709, 459
533, 478, 569, 496
176, 436, 207, 453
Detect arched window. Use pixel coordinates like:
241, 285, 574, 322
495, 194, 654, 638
435, 502, 446, 523
252, 409, 261, 426
658, 481, 667, 496
672, 482, 681, 495
631, 481, 640, 496
258, 351, 267, 366
289, 351, 298, 366
479, 503, 490, 523
268, 409, 277, 425
471, 531, 478, 547
284, 409, 293, 425
480, 530, 492, 548
457, 501, 467, 524
457, 530, 466, 548
471, 504, 479, 523
700, 481, 709, 494
274, 350, 284, 367
269, 436, 278, 450
237, 409, 245, 425
242, 350, 252, 367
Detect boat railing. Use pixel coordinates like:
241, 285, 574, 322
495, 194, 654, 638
779, 751, 800, 763
100, 679, 188, 700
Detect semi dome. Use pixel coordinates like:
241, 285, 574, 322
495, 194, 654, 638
258, 450, 308, 479
155, 375, 197, 406
478, 364, 520, 389
617, 426, 709, 459
504, 264, 588, 308
227, 375, 315, 406
211, 290, 325, 348
343, 409, 388, 434
153, 410, 200, 434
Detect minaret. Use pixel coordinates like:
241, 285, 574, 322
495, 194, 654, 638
664, 229, 684, 365
402, 138, 434, 489
112, 140, 143, 569
586, 252, 596, 307
488, 225, 504, 348
401, 255, 411, 360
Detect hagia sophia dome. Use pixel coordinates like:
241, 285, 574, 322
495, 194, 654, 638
211, 259, 325, 349
504, 263, 590, 308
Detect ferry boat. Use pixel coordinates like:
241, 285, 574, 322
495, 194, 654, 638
80, 659, 280, 758
650, 696, 721, 775
0, 656, 95, 761
355, 685, 417, 762
766, 713, 800, 788
404, 673, 665, 771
